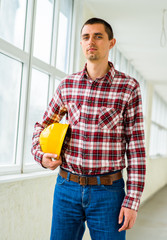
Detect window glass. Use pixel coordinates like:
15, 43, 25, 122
33, 0, 54, 63
150, 91, 167, 157
165, 106, 167, 128
24, 69, 49, 164
0, 53, 22, 165
114, 49, 121, 70
151, 91, 157, 123
56, 0, 73, 72
109, 48, 115, 64
54, 78, 61, 91
156, 95, 161, 125
129, 64, 135, 78
142, 80, 147, 116
160, 102, 165, 126
0, 0, 27, 49
149, 123, 158, 156
120, 56, 127, 74
138, 77, 146, 116
133, 69, 138, 79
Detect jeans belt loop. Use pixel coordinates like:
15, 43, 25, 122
67, 172, 70, 181
85, 177, 88, 185
96, 176, 101, 185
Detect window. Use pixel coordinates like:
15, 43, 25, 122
109, 47, 147, 117
24, 69, 49, 164
128, 64, 135, 78
33, 0, 54, 63
138, 75, 147, 116
149, 91, 167, 157
109, 47, 115, 64
114, 48, 121, 70
0, 0, 74, 175
120, 55, 127, 74
56, 0, 73, 73
0, 0, 27, 49
0, 53, 22, 165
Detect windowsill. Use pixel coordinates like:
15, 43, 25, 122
149, 155, 167, 160
0, 169, 59, 184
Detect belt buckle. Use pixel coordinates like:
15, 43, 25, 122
78, 176, 88, 186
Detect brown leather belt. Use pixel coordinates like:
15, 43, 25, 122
59, 168, 122, 186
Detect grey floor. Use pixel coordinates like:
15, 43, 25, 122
127, 185, 167, 240
83, 185, 167, 240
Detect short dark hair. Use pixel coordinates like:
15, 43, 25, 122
81, 17, 114, 40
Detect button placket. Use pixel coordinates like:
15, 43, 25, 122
82, 83, 91, 165
82, 82, 98, 163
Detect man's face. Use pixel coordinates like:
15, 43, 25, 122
80, 23, 115, 62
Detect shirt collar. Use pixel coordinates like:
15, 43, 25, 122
80, 61, 115, 85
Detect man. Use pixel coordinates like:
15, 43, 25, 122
32, 18, 146, 240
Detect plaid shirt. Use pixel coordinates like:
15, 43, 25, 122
32, 62, 146, 211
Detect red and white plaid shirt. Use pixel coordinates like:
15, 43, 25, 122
32, 62, 146, 211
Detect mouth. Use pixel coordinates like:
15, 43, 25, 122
88, 47, 97, 52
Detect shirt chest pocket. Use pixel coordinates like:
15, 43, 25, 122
68, 102, 81, 126
98, 107, 122, 130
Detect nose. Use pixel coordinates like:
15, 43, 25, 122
88, 36, 95, 45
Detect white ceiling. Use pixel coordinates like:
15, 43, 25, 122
84, 0, 167, 102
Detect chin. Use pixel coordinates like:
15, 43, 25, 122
88, 55, 98, 60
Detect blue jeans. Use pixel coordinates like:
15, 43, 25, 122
50, 172, 126, 240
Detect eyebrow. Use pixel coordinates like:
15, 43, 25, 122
81, 32, 103, 38
94, 33, 103, 36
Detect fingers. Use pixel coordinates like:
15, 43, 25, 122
118, 207, 124, 225
118, 218, 129, 232
127, 219, 135, 230
119, 218, 134, 232
49, 159, 62, 170
42, 153, 62, 170
44, 153, 58, 159
118, 207, 137, 232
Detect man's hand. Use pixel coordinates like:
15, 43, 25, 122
118, 207, 137, 232
42, 153, 62, 170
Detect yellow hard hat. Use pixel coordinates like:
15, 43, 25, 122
39, 123, 69, 159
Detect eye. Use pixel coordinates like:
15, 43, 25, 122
82, 35, 89, 40
95, 35, 102, 39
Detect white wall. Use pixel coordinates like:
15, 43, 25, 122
0, 175, 56, 240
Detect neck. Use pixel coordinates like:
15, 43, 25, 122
86, 60, 110, 80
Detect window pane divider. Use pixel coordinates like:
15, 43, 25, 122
50, 0, 60, 67
0, 38, 29, 63
19, 0, 37, 173
32, 57, 67, 79
151, 120, 167, 130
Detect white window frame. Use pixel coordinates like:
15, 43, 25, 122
149, 91, 167, 158
0, 0, 75, 176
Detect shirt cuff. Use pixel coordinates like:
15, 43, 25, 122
122, 195, 140, 211
34, 151, 46, 168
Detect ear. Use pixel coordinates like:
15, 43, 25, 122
109, 38, 116, 49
